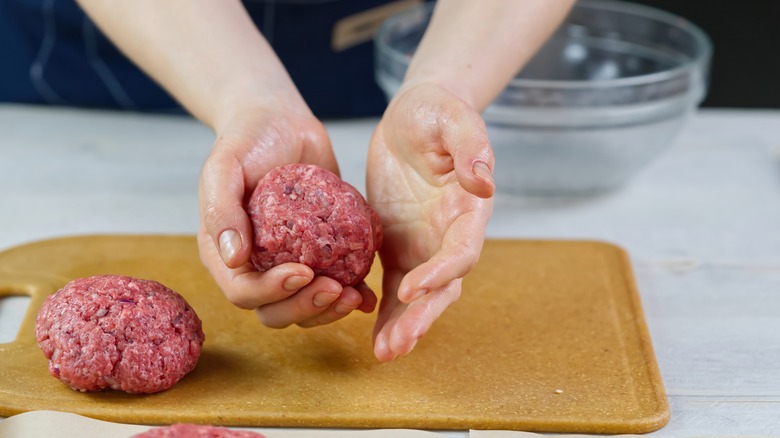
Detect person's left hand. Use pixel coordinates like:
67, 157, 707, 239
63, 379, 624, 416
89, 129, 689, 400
366, 83, 495, 362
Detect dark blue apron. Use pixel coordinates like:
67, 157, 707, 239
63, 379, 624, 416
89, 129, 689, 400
0, 0, 394, 117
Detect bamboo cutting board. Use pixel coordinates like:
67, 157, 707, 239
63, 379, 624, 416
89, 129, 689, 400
0, 236, 668, 433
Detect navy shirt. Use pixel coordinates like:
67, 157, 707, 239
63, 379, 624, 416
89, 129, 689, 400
0, 0, 393, 118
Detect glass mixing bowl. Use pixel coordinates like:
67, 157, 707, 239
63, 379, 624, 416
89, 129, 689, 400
375, 0, 712, 195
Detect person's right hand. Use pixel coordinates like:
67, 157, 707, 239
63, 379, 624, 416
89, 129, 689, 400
197, 102, 377, 328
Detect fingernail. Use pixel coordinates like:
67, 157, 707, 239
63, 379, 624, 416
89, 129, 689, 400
313, 291, 338, 307
334, 302, 356, 315
405, 338, 419, 355
283, 275, 310, 292
408, 289, 427, 302
218, 229, 241, 264
375, 336, 396, 362
472, 160, 494, 183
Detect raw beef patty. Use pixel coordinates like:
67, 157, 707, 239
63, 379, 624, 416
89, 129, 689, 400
248, 163, 382, 286
132, 423, 264, 437
35, 275, 205, 393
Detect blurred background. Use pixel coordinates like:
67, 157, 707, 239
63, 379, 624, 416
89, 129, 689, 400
626, 0, 780, 108
1, 0, 778, 112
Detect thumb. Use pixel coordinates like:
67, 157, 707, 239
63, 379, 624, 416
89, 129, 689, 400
199, 148, 254, 269
441, 103, 496, 198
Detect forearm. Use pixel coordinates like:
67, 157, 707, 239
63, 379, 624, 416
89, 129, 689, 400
403, 0, 575, 111
77, 0, 305, 130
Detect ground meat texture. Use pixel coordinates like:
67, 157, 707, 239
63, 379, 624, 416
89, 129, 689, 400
35, 275, 205, 394
248, 163, 382, 286
132, 424, 265, 438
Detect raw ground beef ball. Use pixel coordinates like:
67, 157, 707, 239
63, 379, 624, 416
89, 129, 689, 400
35, 275, 205, 394
248, 163, 382, 286
132, 424, 264, 438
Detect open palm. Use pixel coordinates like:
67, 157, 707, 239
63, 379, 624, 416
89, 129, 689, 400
367, 84, 495, 361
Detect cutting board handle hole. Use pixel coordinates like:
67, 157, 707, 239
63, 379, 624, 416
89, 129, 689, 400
0, 294, 32, 344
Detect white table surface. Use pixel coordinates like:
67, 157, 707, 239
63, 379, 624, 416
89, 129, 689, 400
1, 104, 779, 436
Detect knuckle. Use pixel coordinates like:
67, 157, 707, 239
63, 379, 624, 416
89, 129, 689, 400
296, 320, 319, 329
307, 122, 330, 147
224, 292, 256, 310
453, 241, 479, 272
202, 203, 230, 234
294, 297, 314, 317
255, 308, 291, 329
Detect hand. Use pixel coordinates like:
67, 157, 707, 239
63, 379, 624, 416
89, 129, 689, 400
367, 83, 495, 362
197, 103, 377, 328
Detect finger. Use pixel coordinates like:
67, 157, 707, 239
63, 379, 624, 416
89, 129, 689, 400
255, 276, 343, 328
199, 145, 254, 269
372, 268, 405, 362
299, 122, 341, 177
388, 280, 462, 357
440, 103, 496, 199
198, 230, 314, 309
396, 202, 491, 303
374, 277, 463, 362
296, 285, 364, 328
355, 281, 378, 314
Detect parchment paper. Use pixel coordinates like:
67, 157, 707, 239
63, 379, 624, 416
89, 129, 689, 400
0, 411, 443, 438
2, 411, 766, 437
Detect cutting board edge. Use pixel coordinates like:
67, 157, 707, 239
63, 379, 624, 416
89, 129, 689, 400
610, 240, 671, 421
0, 403, 671, 434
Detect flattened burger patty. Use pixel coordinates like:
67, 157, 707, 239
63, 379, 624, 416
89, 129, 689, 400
35, 275, 205, 394
248, 163, 382, 286
132, 424, 265, 438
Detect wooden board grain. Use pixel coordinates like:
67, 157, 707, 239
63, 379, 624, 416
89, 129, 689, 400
0, 235, 668, 433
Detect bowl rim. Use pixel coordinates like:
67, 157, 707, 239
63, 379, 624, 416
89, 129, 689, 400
376, 0, 713, 90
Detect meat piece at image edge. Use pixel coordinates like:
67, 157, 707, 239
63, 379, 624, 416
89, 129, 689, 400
248, 163, 382, 286
132, 423, 265, 438
35, 275, 205, 394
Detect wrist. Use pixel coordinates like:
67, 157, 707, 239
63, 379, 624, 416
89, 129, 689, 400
209, 79, 312, 134
394, 75, 478, 111
397, 0, 575, 113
